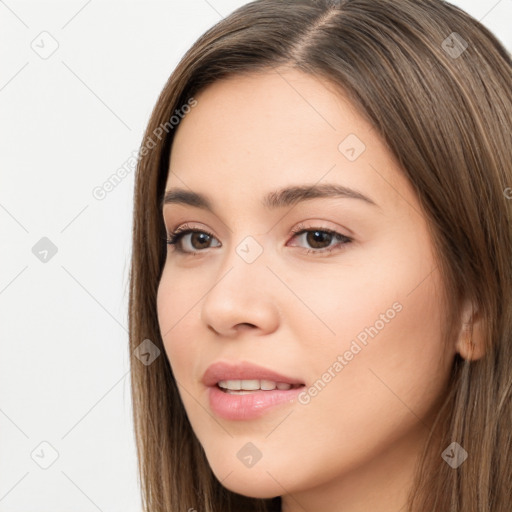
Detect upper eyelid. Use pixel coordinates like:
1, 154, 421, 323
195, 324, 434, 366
167, 224, 350, 239
166, 218, 351, 235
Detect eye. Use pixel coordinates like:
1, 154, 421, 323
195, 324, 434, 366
287, 223, 352, 255
165, 223, 220, 254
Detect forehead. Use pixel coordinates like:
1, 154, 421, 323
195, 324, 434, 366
165, 68, 417, 215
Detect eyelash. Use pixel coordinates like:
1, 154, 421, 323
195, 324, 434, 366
164, 222, 352, 257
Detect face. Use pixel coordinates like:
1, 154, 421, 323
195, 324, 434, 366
156, 68, 454, 510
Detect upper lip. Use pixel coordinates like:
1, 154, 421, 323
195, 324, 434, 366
202, 361, 305, 387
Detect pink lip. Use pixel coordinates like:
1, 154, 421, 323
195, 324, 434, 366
207, 385, 304, 420
202, 361, 306, 421
201, 361, 305, 387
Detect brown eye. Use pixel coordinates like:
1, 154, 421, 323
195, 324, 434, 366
288, 227, 352, 255
305, 230, 334, 249
166, 228, 221, 253
189, 232, 213, 249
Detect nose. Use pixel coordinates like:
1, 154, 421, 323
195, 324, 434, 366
200, 245, 280, 338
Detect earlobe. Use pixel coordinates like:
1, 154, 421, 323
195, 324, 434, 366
455, 301, 486, 361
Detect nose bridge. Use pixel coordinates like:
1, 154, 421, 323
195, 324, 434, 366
200, 231, 279, 335
212, 232, 268, 299
233, 233, 266, 266
216, 210, 270, 269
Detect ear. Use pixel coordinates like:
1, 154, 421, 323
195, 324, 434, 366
455, 299, 486, 361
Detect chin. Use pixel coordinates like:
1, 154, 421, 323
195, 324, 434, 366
209, 460, 286, 499
219, 477, 283, 499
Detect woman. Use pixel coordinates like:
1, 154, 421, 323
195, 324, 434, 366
128, 1, 512, 510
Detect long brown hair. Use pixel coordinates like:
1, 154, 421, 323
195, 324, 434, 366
128, 1, 512, 510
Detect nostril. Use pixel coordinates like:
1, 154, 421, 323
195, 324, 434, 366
236, 323, 257, 330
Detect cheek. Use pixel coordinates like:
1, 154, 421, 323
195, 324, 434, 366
156, 269, 202, 378
316, 240, 448, 396
253, 267, 449, 493
287, 237, 450, 438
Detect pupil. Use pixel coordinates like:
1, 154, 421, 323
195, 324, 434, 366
192, 232, 210, 248
307, 230, 331, 249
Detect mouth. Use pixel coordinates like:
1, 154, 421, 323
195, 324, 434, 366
202, 360, 307, 420
216, 379, 305, 394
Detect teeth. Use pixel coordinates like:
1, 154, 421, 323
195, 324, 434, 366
261, 379, 277, 390
218, 379, 294, 391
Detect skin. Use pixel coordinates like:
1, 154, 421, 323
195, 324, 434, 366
156, 68, 479, 512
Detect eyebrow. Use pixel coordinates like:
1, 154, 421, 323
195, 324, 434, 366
161, 183, 379, 211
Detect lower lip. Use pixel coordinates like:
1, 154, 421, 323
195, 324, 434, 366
207, 384, 305, 420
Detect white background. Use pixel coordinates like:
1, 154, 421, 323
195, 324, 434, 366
1, 1, 510, 510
